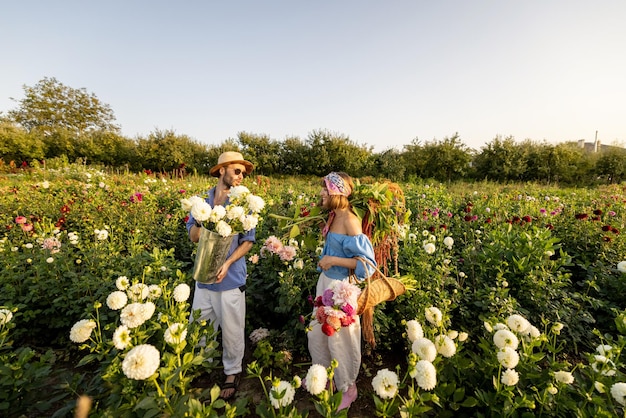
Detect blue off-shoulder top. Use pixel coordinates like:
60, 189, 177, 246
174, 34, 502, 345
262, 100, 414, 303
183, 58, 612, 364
318, 232, 377, 280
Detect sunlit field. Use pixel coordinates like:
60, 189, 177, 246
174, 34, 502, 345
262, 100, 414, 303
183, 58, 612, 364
1, 163, 626, 417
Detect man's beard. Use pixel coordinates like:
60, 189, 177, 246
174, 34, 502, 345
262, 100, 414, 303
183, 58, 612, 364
223, 176, 235, 189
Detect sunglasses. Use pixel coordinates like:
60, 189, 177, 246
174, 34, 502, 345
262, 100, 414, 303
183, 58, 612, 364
230, 167, 246, 177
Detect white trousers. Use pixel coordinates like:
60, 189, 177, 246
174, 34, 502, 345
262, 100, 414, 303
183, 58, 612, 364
190, 284, 246, 376
307, 273, 361, 392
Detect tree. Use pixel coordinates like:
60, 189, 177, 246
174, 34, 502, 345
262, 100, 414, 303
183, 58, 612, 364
278, 136, 310, 175
8, 77, 119, 135
420, 133, 472, 182
369, 148, 406, 181
237, 132, 281, 175
0, 121, 45, 164
596, 147, 626, 184
305, 130, 372, 176
136, 129, 209, 173
473, 135, 528, 182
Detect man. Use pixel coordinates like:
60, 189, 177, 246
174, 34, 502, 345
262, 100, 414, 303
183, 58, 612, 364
186, 151, 255, 400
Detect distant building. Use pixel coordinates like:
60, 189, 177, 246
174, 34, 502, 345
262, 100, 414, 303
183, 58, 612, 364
577, 138, 625, 154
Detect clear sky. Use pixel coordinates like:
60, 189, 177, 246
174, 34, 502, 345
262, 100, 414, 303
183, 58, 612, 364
2, 1, 625, 152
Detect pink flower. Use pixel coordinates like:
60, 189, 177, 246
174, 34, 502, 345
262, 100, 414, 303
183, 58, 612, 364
249, 254, 259, 264
315, 307, 327, 324
42, 237, 62, 254
279, 245, 297, 261
130, 193, 143, 203
342, 303, 355, 316
340, 315, 355, 327
15, 216, 27, 224
263, 236, 283, 254
21, 223, 33, 232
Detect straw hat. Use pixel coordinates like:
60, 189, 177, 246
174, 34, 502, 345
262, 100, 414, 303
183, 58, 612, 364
209, 151, 254, 177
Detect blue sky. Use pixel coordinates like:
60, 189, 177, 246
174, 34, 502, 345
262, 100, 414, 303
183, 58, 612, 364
2, 1, 625, 152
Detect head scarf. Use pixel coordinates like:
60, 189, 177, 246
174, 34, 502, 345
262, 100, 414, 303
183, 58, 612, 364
323, 172, 351, 197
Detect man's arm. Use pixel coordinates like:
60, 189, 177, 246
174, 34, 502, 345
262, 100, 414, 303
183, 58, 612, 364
215, 240, 254, 283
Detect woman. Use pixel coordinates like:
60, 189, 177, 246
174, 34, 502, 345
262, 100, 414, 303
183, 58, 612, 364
308, 172, 376, 411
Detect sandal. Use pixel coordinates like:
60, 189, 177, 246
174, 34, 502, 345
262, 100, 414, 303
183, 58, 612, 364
220, 373, 241, 400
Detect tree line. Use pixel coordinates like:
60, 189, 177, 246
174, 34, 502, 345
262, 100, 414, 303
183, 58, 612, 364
1, 77, 625, 184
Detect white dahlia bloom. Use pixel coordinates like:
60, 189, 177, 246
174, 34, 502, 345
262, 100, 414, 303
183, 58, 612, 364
611, 382, 626, 406
411, 360, 437, 391
528, 325, 541, 338
191, 200, 212, 222
120, 303, 149, 329
69, 319, 97, 343
497, 347, 520, 369
226, 205, 245, 221
228, 185, 249, 200
406, 320, 424, 342
434, 334, 457, 358
305, 364, 328, 395
247, 195, 266, 213
425, 307, 443, 326
113, 325, 131, 350
493, 329, 519, 350
128, 283, 150, 302
116, 276, 130, 290
180, 198, 194, 212
554, 370, 574, 385
106, 291, 128, 310
94, 229, 109, 240
0, 309, 13, 325
148, 285, 162, 299
501, 369, 519, 386
173, 283, 191, 302
215, 220, 232, 237
372, 368, 399, 399
412, 338, 437, 362
423, 242, 436, 255
270, 380, 295, 409
242, 214, 259, 231
209, 205, 226, 222
506, 314, 531, 334
164, 323, 188, 346
122, 344, 160, 380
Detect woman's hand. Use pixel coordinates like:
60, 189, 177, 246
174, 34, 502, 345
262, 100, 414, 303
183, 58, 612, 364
318, 255, 333, 271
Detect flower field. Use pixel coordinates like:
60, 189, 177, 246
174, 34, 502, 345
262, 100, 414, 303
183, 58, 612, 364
1, 164, 626, 417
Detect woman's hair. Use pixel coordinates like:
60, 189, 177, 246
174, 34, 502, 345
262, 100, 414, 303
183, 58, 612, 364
321, 172, 354, 210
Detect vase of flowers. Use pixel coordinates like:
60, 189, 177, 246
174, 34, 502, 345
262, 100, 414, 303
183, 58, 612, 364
182, 185, 265, 284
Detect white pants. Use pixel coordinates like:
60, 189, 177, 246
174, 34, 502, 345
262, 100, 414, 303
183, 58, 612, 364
307, 273, 361, 392
190, 284, 246, 376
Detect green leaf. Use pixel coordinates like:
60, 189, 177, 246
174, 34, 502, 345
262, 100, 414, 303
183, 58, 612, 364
134, 396, 158, 410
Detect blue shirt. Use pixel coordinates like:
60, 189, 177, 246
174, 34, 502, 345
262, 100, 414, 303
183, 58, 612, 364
318, 232, 376, 280
186, 188, 256, 291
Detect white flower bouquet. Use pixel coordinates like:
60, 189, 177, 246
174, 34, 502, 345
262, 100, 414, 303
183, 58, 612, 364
181, 185, 265, 237
181, 186, 265, 283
